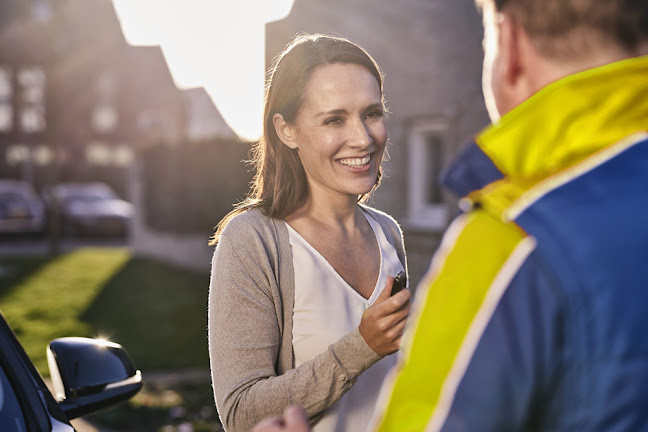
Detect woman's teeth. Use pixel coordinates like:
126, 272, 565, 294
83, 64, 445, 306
340, 155, 370, 167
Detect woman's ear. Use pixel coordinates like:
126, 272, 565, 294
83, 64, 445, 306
273, 113, 299, 150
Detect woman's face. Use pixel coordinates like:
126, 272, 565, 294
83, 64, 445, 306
284, 63, 387, 200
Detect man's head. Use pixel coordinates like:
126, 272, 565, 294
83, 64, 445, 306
477, 0, 648, 120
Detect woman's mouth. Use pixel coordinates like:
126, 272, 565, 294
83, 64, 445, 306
339, 154, 371, 168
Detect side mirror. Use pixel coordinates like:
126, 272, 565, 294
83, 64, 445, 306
47, 337, 142, 420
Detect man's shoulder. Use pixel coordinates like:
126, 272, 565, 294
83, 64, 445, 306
514, 135, 648, 254
433, 209, 531, 274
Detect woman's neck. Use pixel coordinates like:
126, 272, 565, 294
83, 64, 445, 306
288, 190, 363, 234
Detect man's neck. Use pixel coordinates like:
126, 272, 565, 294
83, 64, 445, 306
531, 45, 643, 97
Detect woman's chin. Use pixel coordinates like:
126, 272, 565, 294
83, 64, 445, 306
347, 180, 378, 197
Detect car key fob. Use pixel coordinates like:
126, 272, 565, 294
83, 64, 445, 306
391, 271, 407, 296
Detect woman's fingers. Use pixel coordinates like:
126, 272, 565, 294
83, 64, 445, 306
284, 406, 310, 431
253, 415, 285, 431
371, 284, 411, 318
379, 276, 396, 300
381, 306, 410, 342
379, 288, 412, 320
361, 294, 407, 331
252, 406, 310, 432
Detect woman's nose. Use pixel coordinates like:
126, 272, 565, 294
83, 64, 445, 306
349, 119, 372, 148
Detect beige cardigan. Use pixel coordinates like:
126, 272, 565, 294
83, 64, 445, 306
208, 205, 408, 432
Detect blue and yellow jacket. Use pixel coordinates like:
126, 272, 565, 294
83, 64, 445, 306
370, 56, 648, 431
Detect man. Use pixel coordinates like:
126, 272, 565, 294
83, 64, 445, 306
254, 0, 648, 430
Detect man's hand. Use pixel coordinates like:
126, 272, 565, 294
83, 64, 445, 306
252, 406, 311, 432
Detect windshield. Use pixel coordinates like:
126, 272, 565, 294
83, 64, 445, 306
59, 187, 116, 206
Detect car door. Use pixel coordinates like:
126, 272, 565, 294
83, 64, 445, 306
0, 313, 75, 431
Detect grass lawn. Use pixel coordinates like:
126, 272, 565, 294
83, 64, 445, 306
0, 247, 219, 431
0, 247, 211, 374
83, 378, 223, 432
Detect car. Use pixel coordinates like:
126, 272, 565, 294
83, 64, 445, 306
44, 182, 134, 237
0, 309, 142, 430
0, 180, 46, 236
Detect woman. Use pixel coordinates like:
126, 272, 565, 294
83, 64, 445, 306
209, 34, 411, 432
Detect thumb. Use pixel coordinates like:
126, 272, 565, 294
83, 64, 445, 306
284, 406, 309, 429
380, 276, 395, 300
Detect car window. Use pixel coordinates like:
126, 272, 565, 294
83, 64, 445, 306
0, 361, 27, 431
0, 192, 28, 205
68, 193, 107, 202
0, 194, 32, 220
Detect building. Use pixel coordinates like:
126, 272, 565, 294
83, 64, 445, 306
0, 0, 187, 197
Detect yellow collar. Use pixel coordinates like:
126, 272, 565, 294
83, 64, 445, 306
465, 55, 648, 220
476, 55, 648, 181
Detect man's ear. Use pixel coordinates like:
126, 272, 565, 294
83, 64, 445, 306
499, 14, 536, 105
499, 15, 524, 90
273, 113, 299, 150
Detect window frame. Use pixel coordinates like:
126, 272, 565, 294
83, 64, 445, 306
0, 312, 67, 431
0, 65, 14, 133
404, 118, 449, 231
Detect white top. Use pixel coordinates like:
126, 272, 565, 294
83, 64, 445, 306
287, 210, 404, 432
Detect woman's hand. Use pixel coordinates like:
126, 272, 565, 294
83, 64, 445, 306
253, 406, 311, 432
359, 276, 412, 356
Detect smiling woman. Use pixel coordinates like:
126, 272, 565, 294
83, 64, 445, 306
273, 63, 388, 201
208, 34, 411, 432
111, 0, 295, 141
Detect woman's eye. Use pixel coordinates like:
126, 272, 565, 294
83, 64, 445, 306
365, 110, 383, 120
324, 117, 344, 125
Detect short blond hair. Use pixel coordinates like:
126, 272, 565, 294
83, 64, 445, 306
476, 0, 648, 58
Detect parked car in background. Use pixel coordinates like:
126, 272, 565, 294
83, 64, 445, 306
44, 182, 134, 237
0, 309, 142, 430
0, 180, 46, 237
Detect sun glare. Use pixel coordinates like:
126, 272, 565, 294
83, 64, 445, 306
111, 0, 295, 142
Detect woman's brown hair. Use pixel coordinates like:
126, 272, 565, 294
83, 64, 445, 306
210, 33, 387, 245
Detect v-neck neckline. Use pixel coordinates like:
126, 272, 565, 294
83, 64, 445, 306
285, 210, 384, 303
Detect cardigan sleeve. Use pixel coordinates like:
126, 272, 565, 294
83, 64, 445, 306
208, 212, 383, 432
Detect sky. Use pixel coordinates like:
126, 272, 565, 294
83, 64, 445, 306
111, 0, 295, 142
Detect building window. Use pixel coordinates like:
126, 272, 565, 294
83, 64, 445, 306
31, 0, 53, 22
86, 142, 113, 165
91, 72, 118, 133
6, 144, 30, 166
85, 141, 133, 166
33, 144, 54, 165
0, 66, 13, 132
114, 144, 134, 166
18, 66, 46, 133
406, 119, 448, 231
